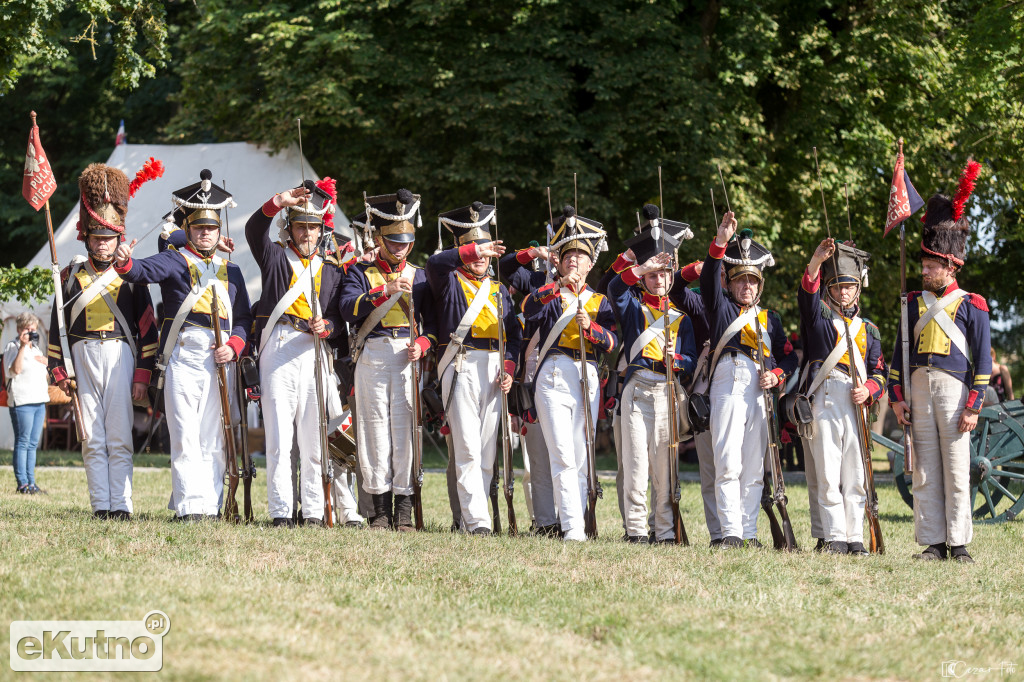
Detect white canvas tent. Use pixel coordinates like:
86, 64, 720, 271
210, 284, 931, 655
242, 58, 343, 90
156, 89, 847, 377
0, 141, 347, 450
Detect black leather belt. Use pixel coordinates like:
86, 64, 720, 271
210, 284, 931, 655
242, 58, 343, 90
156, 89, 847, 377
369, 327, 411, 340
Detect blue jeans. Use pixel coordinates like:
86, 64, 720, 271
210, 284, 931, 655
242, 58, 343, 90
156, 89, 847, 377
10, 403, 45, 486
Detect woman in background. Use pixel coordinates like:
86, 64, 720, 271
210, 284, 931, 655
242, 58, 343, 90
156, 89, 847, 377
5, 313, 51, 494
989, 348, 1014, 403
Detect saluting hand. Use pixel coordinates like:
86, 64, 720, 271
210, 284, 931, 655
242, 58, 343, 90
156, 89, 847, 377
636, 252, 672, 275
276, 186, 311, 208
809, 237, 835, 275
715, 211, 738, 247
114, 239, 137, 268
385, 277, 413, 296
478, 240, 506, 259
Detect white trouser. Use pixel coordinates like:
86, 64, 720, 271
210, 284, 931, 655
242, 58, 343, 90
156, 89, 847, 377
804, 436, 824, 539
261, 324, 328, 521
354, 336, 414, 496
535, 353, 600, 542
910, 368, 973, 547
332, 467, 364, 524
520, 427, 533, 522
710, 353, 767, 540
613, 409, 625, 529
73, 339, 135, 513
442, 349, 501, 532
620, 371, 674, 540
807, 371, 866, 543
165, 327, 233, 517
694, 427, 721, 541
523, 422, 556, 527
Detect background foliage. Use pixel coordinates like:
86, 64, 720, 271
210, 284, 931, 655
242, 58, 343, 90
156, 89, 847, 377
2, 0, 1023, 354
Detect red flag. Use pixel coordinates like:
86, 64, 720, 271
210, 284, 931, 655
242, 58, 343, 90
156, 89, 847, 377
884, 148, 910, 236
22, 116, 57, 211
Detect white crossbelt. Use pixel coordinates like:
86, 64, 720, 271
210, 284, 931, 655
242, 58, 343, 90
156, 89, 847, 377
156, 251, 232, 374
628, 307, 682, 363
708, 306, 761, 379
914, 289, 968, 359
536, 287, 594, 365
350, 262, 414, 362
258, 249, 323, 355
66, 263, 137, 357
436, 274, 497, 378
805, 316, 865, 398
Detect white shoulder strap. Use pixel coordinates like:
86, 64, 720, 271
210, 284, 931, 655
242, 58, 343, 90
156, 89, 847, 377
708, 306, 760, 379
68, 266, 119, 329
914, 289, 969, 358
436, 274, 496, 378
805, 316, 865, 398
258, 249, 323, 355
536, 288, 594, 365
351, 262, 415, 360
628, 306, 681, 363
157, 252, 232, 372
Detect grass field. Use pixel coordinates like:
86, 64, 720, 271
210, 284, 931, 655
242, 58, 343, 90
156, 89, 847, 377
2, 459, 1023, 681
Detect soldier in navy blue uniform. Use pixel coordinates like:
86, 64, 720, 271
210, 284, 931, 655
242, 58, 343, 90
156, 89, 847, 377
523, 206, 617, 542
700, 212, 797, 548
888, 166, 992, 563
113, 171, 252, 521
499, 239, 561, 536
798, 239, 888, 555
245, 180, 345, 527
426, 201, 520, 535
48, 163, 159, 520
606, 209, 697, 543
339, 189, 436, 531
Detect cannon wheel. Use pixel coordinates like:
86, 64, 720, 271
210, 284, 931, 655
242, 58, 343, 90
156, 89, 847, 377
874, 400, 1024, 524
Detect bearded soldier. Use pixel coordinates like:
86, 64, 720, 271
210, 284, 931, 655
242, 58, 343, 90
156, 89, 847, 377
700, 212, 797, 548
113, 171, 252, 521
523, 206, 617, 542
607, 209, 697, 543
798, 239, 888, 555
339, 189, 436, 531
245, 180, 344, 527
888, 163, 992, 564
48, 163, 159, 520
426, 200, 520, 535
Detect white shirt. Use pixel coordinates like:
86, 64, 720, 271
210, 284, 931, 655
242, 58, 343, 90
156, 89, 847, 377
4, 340, 50, 406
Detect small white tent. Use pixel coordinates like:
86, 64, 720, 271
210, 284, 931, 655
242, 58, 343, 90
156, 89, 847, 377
0, 141, 347, 450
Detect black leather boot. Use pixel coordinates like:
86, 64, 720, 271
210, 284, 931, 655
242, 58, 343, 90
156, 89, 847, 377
394, 495, 415, 532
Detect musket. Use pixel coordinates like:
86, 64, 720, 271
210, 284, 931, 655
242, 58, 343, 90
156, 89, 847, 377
658, 166, 688, 546
33, 111, 87, 442
812, 149, 884, 553
398, 295, 425, 531
236, 361, 255, 524
211, 286, 240, 524
297, 117, 334, 527
719, 165, 795, 551
493, 186, 518, 536
570, 174, 601, 539
897, 139, 915, 474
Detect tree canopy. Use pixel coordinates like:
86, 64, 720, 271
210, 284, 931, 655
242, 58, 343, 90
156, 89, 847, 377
3, 0, 1023, 351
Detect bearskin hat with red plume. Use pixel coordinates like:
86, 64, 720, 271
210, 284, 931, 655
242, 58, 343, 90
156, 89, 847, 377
77, 163, 130, 240
920, 160, 980, 268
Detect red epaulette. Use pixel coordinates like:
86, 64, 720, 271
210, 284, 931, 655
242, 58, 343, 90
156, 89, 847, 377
967, 292, 989, 312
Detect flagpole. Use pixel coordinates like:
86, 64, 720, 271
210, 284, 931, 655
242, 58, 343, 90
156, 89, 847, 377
30, 112, 87, 442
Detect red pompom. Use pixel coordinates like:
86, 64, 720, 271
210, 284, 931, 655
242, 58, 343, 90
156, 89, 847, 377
952, 160, 981, 222
316, 176, 337, 230
128, 157, 165, 198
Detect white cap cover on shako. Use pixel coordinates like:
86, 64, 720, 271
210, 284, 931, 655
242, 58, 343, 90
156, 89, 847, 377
549, 205, 607, 259
723, 228, 774, 283
438, 200, 496, 250
623, 204, 693, 265
363, 188, 421, 244
276, 179, 335, 243
163, 169, 236, 237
